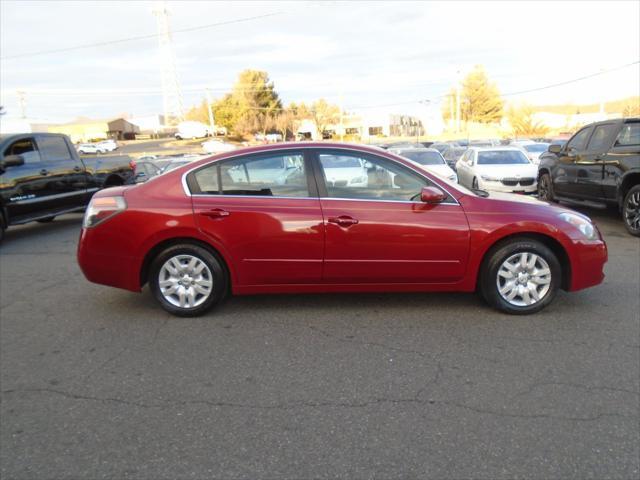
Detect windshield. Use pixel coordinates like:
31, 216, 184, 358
523, 143, 549, 153
477, 150, 530, 165
401, 151, 446, 165
322, 155, 362, 168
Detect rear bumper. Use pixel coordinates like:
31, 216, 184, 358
567, 239, 608, 291
77, 228, 141, 292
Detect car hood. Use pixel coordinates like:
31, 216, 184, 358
475, 163, 538, 178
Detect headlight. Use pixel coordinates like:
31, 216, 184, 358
481, 174, 500, 182
83, 196, 127, 228
558, 212, 597, 240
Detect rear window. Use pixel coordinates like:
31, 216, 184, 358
38, 136, 72, 161
615, 123, 640, 146
523, 143, 549, 153
477, 150, 530, 165
401, 151, 446, 165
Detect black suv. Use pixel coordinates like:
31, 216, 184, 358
537, 118, 640, 236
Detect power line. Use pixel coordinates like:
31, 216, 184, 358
0, 12, 282, 60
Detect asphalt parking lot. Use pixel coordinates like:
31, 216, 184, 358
0, 207, 638, 479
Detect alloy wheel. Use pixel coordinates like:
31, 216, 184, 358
496, 252, 552, 307
158, 254, 213, 308
624, 191, 640, 232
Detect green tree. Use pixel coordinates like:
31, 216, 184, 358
507, 104, 549, 137
457, 66, 504, 124
310, 99, 340, 137
184, 99, 209, 124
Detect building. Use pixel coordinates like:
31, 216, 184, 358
48, 117, 139, 143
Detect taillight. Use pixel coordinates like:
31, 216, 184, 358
83, 196, 127, 228
129, 159, 136, 170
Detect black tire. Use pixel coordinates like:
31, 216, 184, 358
538, 172, 555, 202
622, 184, 640, 237
36, 216, 56, 223
472, 177, 479, 190
479, 238, 561, 315
149, 244, 228, 317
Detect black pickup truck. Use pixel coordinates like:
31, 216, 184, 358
0, 132, 134, 241
537, 118, 640, 236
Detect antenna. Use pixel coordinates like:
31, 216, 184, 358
152, 1, 184, 126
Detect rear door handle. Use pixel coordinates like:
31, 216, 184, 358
200, 208, 230, 219
328, 215, 358, 227
39, 169, 49, 176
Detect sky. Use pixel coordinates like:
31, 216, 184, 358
1, 0, 639, 124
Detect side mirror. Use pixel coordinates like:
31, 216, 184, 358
2, 154, 25, 168
548, 144, 562, 154
420, 186, 447, 204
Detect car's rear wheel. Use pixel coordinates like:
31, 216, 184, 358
622, 184, 640, 237
149, 244, 227, 317
480, 238, 561, 314
538, 172, 555, 202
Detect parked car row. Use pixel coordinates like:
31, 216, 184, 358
77, 139, 119, 155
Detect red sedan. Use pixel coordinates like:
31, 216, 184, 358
77, 142, 607, 317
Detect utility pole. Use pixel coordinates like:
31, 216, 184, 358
205, 88, 215, 136
17, 90, 26, 119
152, 1, 184, 126
339, 91, 344, 142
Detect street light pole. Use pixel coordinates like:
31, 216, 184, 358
205, 88, 215, 136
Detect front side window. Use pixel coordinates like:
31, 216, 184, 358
587, 124, 617, 151
3, 138, 41, 163
193, 153, 308, 197
615, 123, 640, 146
318, 152, 429, 201
37, 136, 72, 161
567, 127, 593, 151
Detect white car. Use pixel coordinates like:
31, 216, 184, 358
455, 147, 538, 194
319, 154, 368, 187
77, 143, 106, 154
389, 147, 458, 183
512, 141, 550, 164
97, 139, 118, 152
201, 139, 236, 154
175, 121, 209, 140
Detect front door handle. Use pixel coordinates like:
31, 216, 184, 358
200, 208, 230, 219
73, 166, 82, 172
328, 215, 359, 227
40, 169, 49, 176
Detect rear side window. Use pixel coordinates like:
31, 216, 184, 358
37, 136, 72, 161
567, 127, 592, 150
3, 138, 41, 163
615, 123, 640, 146
587, 124, 617, 151
192, 153, 308, 197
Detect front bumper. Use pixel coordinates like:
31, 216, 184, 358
567, 239, 608, 291
481, 180, 537, 194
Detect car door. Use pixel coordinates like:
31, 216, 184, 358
552, 126, 593, 198
35, 135, 90, 210
574, 123, 619, 200
189, 150, 325, 285
602, 122, 639, 201
312, 149, 470, 284
1, 136, 52, 222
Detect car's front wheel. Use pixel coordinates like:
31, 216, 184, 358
480, 238, 561, 314
622, 184, 640, 237
149, 244, 228, 317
